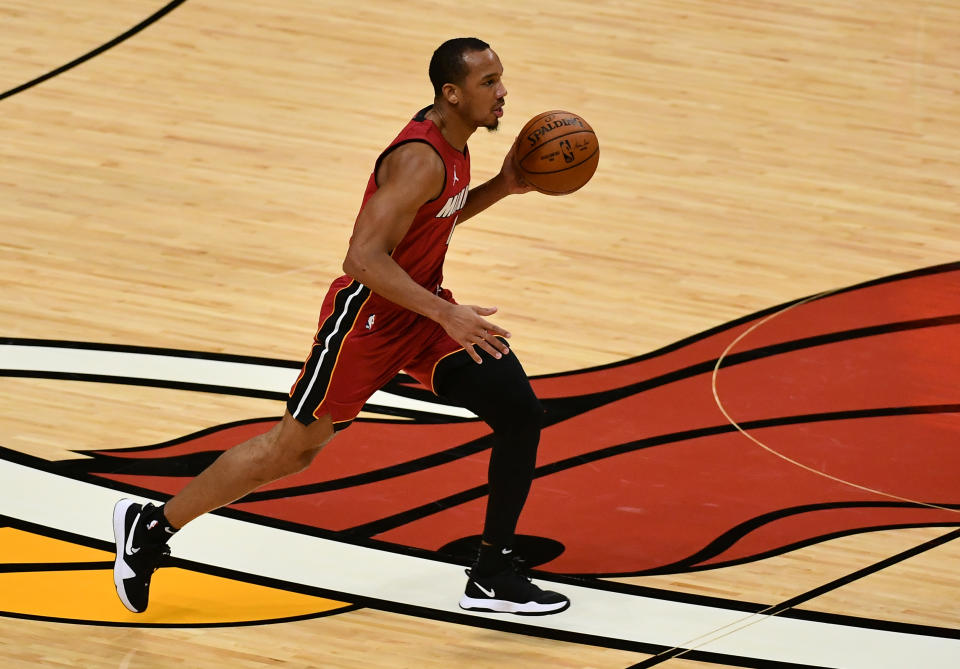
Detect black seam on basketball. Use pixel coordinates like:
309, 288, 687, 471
522, 146, 600, 176
516, 129, 597, 163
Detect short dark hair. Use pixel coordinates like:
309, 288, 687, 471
429, 38, 491, 97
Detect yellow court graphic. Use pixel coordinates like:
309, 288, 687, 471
1, 528, 353, 625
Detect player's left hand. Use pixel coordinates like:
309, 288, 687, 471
499, 137, 536, 195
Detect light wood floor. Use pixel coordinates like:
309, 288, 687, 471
2, 1, 958, 667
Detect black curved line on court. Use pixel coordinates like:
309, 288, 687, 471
540, 313, 960, 428
2, 266, 958, 423
0, 1, 188, 102
6, 316, 959, 576
2, 261, 958, 394
620, 504, 960, 578
20, 313, 960, 499
0, 607, 361, 630
342, 402, 960, 537
534, 260, 960, 380
5, 483, 960, 648
587, 522, 960, 581
4, 268, 959, 569
0, 561, 112, 573
84, 417, 279, 454
56, 403, 960, 506
0, 370, 465, 425
4, 514, 957, 659
627, 527, 960, 668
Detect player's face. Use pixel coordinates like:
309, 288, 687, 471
458, 49, 507, 131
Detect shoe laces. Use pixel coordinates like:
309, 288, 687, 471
505, 553, 532, 581
156, 544, 171, 569
465, 552, 533, 582
135, 541, 171, 573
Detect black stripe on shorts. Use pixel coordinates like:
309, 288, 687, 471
288, 280, 371, 424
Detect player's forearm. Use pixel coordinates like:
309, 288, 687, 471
457, 173, 511, 224
342, 249, 452, 322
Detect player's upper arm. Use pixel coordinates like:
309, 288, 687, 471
345, 143, 445, 263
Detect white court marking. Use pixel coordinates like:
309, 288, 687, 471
2, 340, 959, 667
1, 459, 959, 668
0, 342, 475, 418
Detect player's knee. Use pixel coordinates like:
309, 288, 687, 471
269, 413, 333, 475
263, 440, 323, 478
258, 431, 329, 480
291, 443, 324, 473
493, 389, 543, 436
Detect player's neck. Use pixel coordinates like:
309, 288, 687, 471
426, 103, 474, 152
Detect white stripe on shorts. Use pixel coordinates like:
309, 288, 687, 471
292, 282, 367, 420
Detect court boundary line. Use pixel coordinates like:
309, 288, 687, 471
0, 1, 189, 102
627, 528, 960, 668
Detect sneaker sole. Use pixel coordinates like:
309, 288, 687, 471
112, 498, 142, 613
458, 594, 570, 615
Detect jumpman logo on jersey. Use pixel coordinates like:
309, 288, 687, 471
453, 166, 459, 185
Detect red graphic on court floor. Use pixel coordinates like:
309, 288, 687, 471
72, 264, 960, 576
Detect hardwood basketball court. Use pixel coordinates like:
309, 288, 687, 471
2, 1, 958, 667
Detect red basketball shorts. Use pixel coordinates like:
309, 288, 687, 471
287, 275, 463, 429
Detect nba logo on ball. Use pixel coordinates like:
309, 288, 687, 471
514, 110, 599, 195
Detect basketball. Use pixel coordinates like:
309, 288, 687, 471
514, 110, 599, 195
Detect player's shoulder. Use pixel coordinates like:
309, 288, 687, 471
379, 140, 445, 186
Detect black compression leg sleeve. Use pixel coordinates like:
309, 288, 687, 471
435, 348, 543, 549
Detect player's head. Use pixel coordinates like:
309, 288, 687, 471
430, 38, 507, 131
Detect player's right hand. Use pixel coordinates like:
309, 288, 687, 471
439, 304, 511, 364
500, 136, 536, 195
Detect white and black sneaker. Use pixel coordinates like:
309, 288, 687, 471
459, 553, 570, 615
112, 499, 171, 613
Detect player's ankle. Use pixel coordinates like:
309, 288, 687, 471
139, 504, 179, 544
474, 540, 514, 577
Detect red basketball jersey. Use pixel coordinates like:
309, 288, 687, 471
352, 106, 470, 311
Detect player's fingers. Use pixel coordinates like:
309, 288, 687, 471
463, 342, 483, 364
479, 319, 511, 340
476, 338, 503, 360
480, 328, 511, 356
473, 305, 498, 316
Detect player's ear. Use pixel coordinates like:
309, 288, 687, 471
442, 83, 460, 105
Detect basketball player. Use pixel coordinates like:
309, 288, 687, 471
112, 37, 570, 616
